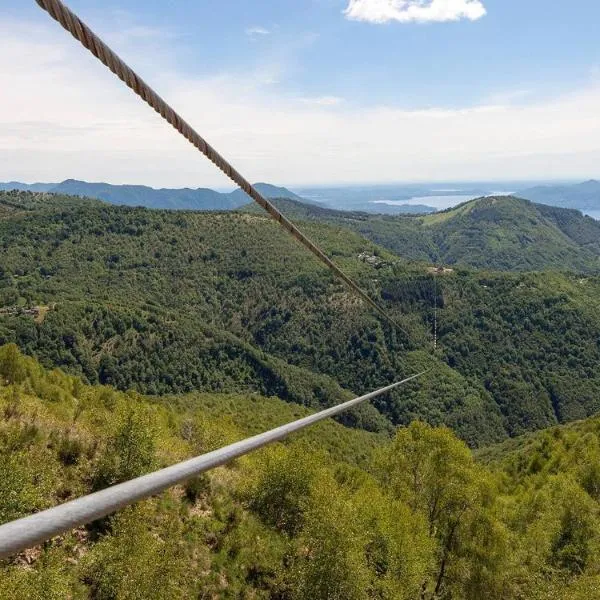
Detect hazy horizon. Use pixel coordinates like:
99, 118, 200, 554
0, 176, 591, 192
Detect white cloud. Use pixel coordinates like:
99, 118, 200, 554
246, 26, 270, 37
2, 15, 600, 189
344, 0, 486, 24
299, 96, 344, 106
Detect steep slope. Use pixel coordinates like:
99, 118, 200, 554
0, 191, 504, 445
2, 191, 600, 444
421, 196, 600, 271
2, 347, 600, 599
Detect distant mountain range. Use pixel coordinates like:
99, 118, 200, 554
2, 178, 600, 216
0, 179, 437, 214
0, 179, 304, 211
519, 180, 600, 212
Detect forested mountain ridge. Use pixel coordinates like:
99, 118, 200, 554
2, 346, 600, 599
248, 195, 600, 272
2, 190, 600, 446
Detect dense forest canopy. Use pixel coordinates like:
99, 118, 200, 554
2, 189, 600, 598
1, 190, 600, 447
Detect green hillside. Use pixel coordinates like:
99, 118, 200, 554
2, 347, 600, 599
0, 190, 500, 446
253, 196, 600, 272
1, 190, 600, 446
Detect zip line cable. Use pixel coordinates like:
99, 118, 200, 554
0, 372, 427, 559
34, 0, 408, 337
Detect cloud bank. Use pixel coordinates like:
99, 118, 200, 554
344, 0, 486, 24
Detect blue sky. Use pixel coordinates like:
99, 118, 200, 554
2, 0, 600, 187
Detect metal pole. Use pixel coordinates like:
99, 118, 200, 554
0, 372, 426, 558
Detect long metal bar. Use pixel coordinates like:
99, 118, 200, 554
0, 372, 425, 558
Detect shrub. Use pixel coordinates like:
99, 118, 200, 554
183, 474, 210, 503
92, 406, 157, 491
247, 444, 318, 536
0, 344, 27, 385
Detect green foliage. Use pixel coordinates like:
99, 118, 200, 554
353, 481, 433, 599
0, 448, 51, 524
290, 474, 371, 600
0, 343, 27, 384
266, 195, 600, 272
92, 405, 157, 490
0, 192, 399, 433
432, 269, 600, 437
247, 444, 317, 536
1, 352, 600, 598
0, 421, 56, 523
376, 422, 509, 598
3, 184, 600, 598
6, 191, 600, 445
81, 505, 194, 600
0, 550, 79, 600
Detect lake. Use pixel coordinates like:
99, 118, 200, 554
372, 194, 479, 210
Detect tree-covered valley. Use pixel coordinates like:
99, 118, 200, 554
2, 191, 600, 446
2, 189, 600, 598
